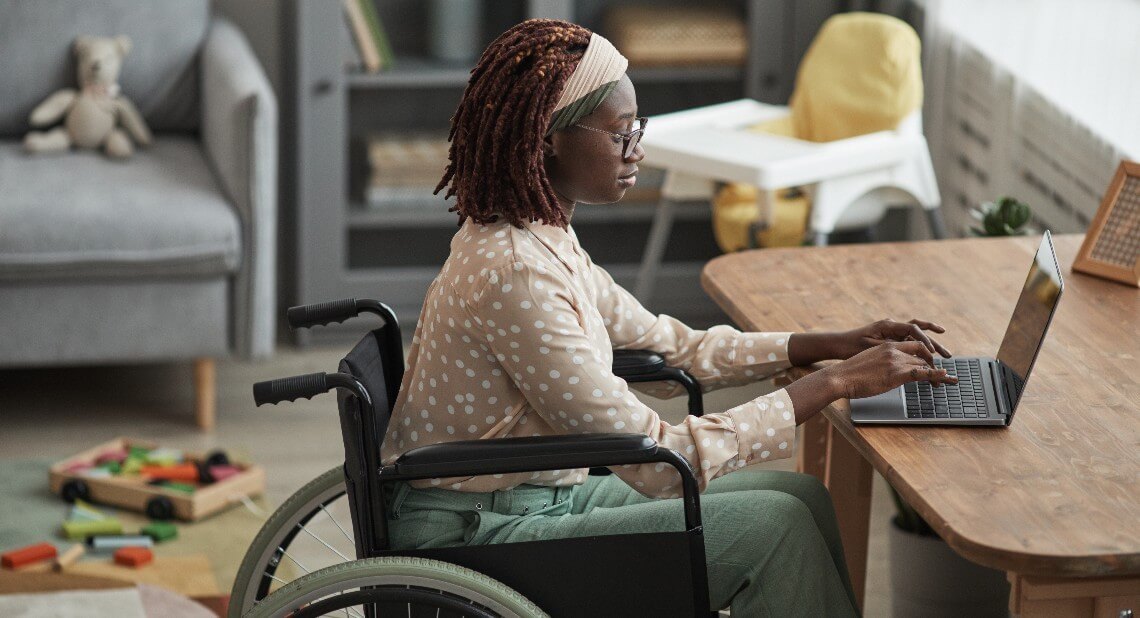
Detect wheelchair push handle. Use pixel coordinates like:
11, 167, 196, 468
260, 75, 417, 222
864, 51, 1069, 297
286, 299, 358, 329
252, 372, 373, 407
286, 298, 395, 330
253, 372, 328, 406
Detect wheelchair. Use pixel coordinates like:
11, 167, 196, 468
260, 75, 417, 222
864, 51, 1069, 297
230, 298, 714, 617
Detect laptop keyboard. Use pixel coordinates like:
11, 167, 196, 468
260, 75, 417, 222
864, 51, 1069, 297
904, 358, 989, 419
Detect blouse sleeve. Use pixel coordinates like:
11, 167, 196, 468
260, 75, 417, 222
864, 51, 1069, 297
466, 261, 797, 498
586, 256, 796, 399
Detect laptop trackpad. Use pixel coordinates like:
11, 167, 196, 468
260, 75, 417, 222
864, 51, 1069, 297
850, 387, 906, 423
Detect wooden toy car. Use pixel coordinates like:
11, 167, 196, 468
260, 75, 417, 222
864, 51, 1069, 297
49, 437, 266, 521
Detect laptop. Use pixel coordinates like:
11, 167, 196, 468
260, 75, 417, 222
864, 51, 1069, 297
850, 231, 1064, 427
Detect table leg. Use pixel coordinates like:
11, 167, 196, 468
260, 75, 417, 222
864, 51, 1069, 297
826, 422, 873, 612
634, 197, 677, 304
1008, 572, 1140, 617
796, 412, 830, 480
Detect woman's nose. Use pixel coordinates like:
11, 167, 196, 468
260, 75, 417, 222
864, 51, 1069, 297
625, 141, 645, 163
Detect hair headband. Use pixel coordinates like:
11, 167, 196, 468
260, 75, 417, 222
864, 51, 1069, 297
546, 32, 629, 136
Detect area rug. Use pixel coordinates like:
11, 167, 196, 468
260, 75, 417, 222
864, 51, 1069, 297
0, 459, 270, 593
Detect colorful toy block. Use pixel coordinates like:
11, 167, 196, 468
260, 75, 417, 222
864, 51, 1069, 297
68, 500, 107, 522
121, 455, 145, 475
62, 518, 123, 540
161, 481, 196, 494
53, 543, 85, 571
62, 461, 94, 474
141, 522, 178, 543
208, 464, 242, 482
113, 546, 153, 568
2, 542, 57, 569
88, 535, 154, 552
140, 463, 198, 483
95, 448, 128, 465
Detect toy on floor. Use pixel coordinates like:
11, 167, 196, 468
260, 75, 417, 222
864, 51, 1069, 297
50, 437, 265, 521
1, 542, 57, 569
113, 546, 154, 568
53, 544, 85, 572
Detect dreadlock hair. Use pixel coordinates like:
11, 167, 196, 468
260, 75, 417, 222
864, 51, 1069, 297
435, 19, 592, 230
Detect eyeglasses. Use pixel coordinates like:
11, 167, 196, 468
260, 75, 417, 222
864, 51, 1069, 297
573, 116, 647, 159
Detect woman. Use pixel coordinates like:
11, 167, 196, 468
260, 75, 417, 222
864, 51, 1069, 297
380, 19, 956, 616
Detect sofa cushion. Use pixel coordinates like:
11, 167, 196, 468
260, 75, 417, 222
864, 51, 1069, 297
0, 138, 240, 281
0, 0, 209, 137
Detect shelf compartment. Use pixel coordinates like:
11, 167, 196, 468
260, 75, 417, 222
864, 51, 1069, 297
627, 64, 745, 83
347, 57, 472, 89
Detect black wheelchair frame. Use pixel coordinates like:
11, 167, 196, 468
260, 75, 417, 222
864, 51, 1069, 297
253, 298, 714, 616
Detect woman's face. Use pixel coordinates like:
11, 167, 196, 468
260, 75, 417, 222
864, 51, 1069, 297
544, 75, 645, 206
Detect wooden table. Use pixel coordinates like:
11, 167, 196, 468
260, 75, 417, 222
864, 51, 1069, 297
701, 234, 1140, 616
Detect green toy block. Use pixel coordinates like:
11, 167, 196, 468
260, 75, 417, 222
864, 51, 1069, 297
97, 461, 122, 475
62, 518, 123, 540
141, 522, 178, 542
122, 456, 144, 475
162, 481, 196, 494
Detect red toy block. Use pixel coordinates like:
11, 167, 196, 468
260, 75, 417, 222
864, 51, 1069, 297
2, 542, 57, 569
62, 461, 93, 474
140, 463, 199, 482
95, 448, 128, 464
208, 464, 241, 482
113, 546, 153, 568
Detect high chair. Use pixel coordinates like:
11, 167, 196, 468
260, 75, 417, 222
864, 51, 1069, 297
634, 12, 946, 303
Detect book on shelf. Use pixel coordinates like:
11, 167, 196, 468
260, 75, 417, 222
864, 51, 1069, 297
342, 0, 380, 72
364, 184, 447, 209
368, 134, 450, 181
357, 0, 395, 70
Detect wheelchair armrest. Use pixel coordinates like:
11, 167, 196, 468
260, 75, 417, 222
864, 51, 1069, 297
611, 349, 666, 378
389, 434, 704, 532
394, 433, 658, 478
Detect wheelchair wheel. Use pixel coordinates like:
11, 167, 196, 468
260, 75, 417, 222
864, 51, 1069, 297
246, 556, 546, 618
230, 467, 353, 616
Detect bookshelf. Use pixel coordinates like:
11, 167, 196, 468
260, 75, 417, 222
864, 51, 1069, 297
285, 0, 800, 344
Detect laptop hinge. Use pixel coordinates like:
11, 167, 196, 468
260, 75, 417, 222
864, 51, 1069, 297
988, 360, 1013, 419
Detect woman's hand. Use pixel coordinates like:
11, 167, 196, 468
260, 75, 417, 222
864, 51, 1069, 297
831, 318, 952, 361
785, 340, 957, 423
829, 340, 957, 400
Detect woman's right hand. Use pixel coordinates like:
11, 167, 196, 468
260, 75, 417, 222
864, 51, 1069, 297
829, 340, 958, 400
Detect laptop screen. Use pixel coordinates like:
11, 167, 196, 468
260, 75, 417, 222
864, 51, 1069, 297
995, 231, 1064, 414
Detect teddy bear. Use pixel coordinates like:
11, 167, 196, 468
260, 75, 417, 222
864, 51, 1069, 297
24, 35, 152, 159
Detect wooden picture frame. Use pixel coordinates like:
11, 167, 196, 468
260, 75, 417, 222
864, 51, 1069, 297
1072, 160, 1140, 287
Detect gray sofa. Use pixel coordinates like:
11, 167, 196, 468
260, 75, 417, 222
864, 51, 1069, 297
0, 1, 277, 429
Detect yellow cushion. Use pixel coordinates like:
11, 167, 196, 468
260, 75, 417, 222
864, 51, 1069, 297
711, 13, 923, 252
712, 185, 810, 252
789, 12, 923, 142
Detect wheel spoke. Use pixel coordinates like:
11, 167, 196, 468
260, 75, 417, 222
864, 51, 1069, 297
320, 503, 355, 545
281, 548, 312, 574
297, 521, 352, 562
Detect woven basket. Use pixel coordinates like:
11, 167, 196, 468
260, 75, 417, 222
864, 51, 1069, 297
605, 5, 747, 66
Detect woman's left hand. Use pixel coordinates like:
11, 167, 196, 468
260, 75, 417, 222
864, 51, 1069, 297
834, 318, 952, 361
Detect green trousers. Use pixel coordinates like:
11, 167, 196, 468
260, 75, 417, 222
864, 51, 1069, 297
386, 470, 859, 617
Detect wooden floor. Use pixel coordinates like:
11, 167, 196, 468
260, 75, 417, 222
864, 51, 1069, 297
0, 345, 898, 615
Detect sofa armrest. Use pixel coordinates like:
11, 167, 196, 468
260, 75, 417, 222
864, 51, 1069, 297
202, 17, 278, 359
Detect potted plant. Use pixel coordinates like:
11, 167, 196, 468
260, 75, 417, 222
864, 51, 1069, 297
970, 196, 1034, 236
887, 485, 1011, 616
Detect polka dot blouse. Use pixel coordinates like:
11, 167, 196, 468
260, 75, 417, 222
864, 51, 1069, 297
380, 217, 797, 498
